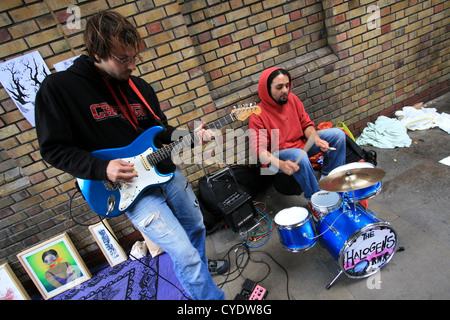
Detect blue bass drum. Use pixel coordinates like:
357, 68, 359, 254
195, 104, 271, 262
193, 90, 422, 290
274, 207, 317, 253
317, 204, 398, 278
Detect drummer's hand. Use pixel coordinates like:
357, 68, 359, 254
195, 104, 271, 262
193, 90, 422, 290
315, 136, 330, 152
280, 160, 299, 176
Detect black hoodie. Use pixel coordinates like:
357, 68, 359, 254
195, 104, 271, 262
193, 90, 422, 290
35, 55, 176, 181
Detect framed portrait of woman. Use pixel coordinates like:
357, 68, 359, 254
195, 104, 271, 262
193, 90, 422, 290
17, 233, 91, 300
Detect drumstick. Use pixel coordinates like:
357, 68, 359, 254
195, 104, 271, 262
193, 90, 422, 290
325, 146, 336, 151
294, 135, 315, 165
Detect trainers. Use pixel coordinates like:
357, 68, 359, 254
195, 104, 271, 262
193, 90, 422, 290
208, 259, 229, 275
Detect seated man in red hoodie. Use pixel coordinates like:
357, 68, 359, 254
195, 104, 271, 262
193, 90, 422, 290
249, 68, 346, 219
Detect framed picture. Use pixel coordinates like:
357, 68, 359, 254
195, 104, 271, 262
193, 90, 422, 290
17, 233, 91, 300
89, 220, 127, 267
0, 50, 50, 126
0, 263, 30, 300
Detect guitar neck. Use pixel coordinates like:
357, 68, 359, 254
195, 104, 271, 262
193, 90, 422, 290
147, 113, 236, 165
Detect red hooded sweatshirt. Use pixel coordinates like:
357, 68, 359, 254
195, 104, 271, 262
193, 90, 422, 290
249, 67, 315, 159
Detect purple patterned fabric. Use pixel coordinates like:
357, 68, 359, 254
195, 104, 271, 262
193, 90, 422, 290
50, 253, 189, 300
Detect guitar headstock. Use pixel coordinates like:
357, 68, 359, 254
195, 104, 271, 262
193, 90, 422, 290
231, 103, 261, 121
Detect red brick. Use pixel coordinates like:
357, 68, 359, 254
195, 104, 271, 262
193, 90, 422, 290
334, 13, 346, 24
258, 41, 271, 52
240, 38, 252, 48
210, 69, 222, 80
0, 28, 11, 42
159, 100, 171, 111
198, 31, 211, 43
147, 21, 163, 35
29, 172, 46, 184
219, 35, 232, 46
290, 10, 301, 21
350, 18, 360, 28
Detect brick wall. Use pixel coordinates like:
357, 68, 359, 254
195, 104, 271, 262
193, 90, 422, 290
0, 0, 448, 296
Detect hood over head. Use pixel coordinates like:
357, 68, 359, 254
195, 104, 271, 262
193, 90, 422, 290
258, 67, 293, 109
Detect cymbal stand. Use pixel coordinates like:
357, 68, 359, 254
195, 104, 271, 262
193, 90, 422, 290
342, 192, 352, 217
351, 190, 360, 222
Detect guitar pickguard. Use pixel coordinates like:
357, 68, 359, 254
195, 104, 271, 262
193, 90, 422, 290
115, 147, 172, 212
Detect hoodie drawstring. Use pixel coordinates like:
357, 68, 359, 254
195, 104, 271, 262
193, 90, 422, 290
103, 78, 138, 131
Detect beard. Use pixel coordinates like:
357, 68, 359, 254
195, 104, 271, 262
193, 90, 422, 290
274, 95, 288, 105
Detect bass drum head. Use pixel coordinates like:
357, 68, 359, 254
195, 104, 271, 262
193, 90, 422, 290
338, 222, 398, 278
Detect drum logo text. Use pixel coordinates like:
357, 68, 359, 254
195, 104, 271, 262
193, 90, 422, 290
344, 229, 396, 276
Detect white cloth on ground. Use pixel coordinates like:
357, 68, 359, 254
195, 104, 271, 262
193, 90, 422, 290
356, 116, 412, 148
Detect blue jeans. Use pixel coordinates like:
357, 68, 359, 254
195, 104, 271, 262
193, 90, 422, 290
272, 128, 346, 199
126, 169, 225, 300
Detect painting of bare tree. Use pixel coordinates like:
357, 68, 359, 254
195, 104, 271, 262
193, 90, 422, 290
0, 51, 50, 126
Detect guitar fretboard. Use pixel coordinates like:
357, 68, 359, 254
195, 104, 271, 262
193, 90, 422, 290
147, 113, 236, 165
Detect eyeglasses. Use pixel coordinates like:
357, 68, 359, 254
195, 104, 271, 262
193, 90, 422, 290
110, 52, 138, 64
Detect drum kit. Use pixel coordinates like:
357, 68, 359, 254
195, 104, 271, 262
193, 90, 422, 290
273, 162, 399, 289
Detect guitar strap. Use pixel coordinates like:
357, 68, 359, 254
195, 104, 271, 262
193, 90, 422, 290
129, 79, 165, 128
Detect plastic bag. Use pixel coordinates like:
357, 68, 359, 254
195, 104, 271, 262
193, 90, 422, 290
336, 121, 356, 141
395, 107, 439, 131
395, 106, 450, 134
130, 241, 148, 260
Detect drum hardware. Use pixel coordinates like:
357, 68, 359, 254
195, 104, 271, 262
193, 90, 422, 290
326, 270, 343, 290
303, 210, 345, 240
328, 223, 340, 237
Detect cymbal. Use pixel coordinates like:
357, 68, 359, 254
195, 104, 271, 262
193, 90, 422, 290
318, 168, 386, 192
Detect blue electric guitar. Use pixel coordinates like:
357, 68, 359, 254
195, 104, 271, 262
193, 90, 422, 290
76, 104, 261, 218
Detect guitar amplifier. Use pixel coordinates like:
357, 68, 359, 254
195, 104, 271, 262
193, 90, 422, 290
218, 191, 256, 232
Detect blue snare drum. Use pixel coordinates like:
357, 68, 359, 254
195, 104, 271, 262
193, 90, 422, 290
274, 207, 317, 253
317, 204, 398, 278
329, 162, 382, 202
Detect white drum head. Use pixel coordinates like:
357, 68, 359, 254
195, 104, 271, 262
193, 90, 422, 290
311, 191, 340, 207
274, 207, 309, 226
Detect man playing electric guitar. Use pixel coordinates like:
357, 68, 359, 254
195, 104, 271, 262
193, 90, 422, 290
35, 11, 227, 300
